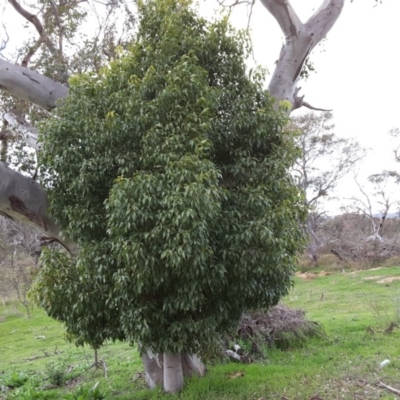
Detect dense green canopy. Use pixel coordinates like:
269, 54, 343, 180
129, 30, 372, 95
33, 0, 305, 354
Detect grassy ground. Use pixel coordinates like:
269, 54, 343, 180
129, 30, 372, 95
1, 266, 400, 399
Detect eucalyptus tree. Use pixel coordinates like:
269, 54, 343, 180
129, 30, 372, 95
291, 111, 364, 262
0, 216, 41, 316
0, 0, 350, 393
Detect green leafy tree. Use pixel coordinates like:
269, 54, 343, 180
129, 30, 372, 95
31, 250, 125, 362
33, 0, 305, 392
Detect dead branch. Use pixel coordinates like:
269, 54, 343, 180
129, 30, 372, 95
99, 359, 108, 378
303, 101, 332, 112
377, 381, 400, 396
0, 20, 9, 53
217, 0, 255, 30
217, 0, 253, 6
330, 248, 344, 261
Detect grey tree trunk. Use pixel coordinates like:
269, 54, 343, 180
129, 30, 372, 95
0, 0, 346, 393
0, 163, 77, 254
142, 350, 206, 391
262, 0, 344, 108
163, 353, 184, 393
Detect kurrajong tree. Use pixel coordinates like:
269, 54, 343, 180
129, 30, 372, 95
33, 0, 305, 392
0, 0, 348, 394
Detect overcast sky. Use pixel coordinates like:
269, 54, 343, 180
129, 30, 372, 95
201, 0, 400, 214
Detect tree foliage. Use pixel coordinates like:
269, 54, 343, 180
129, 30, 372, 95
292, 112, 364, 209
33, 0, 305, 355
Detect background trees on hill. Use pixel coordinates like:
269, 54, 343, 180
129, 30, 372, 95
0, 216, 40, 316
291, 111, 364, 263
314, 212, 400, 267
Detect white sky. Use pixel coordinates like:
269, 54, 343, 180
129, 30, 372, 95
200, 0, 400, 215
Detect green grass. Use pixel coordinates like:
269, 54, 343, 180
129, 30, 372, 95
2, 266, 400, 399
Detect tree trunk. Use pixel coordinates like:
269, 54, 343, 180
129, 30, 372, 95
142, 349, 206, 391
0, 58, 68, 111
0, 163, 77, 254
261, 0, 344, 108
163, 353, 184, 393
94, 348, 99, 366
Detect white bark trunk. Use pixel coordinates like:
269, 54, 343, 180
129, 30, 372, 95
0, 58, 68, 111
163, 353, 184, 393
261, 0, 345, 108
142, 350, 206, 390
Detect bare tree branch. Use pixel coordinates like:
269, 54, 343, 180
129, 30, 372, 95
260, 0, 302, 40
0, 162, 77, 254
306, 0, 345, 53
48, 0, 64, 54
377, 381, 400, 396
8, 0, 69, 82
0, 20, 9, 54
21, 37, 43, 68
303, 101, 332, 112
9, 0, 59, 57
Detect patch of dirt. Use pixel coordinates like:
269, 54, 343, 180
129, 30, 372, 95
377, 277, 400, 284
362, 276, 382, 281
296, 272, 318, 280
349, 268, 382, 276
295, 271, 330, 280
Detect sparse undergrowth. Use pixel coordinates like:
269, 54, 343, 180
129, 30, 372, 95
1, 266, 400, 399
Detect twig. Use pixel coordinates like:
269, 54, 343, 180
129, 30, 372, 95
65, 363, 96, 385
82, 346, 91, 368
377, 381, 400, 395
302, 101, 332, 112
100, 359, 108, 378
